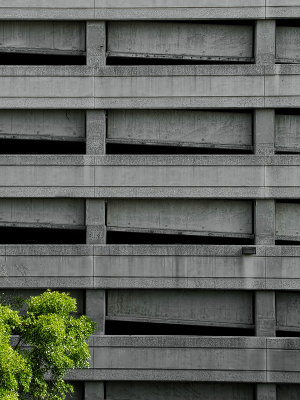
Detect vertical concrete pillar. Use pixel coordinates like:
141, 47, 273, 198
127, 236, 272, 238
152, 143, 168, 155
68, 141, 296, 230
255, 200, 275, 246
255, 20, 276, 65
86, 21, 106, 67
86, 289, 106, 335
255, 291, 276, 337
85, 382, 105, 400
256, 384, 277, 400
254, 110, 275, 156
255, 200, 276, 337
86, 199, 106, 244
86, 110, 106, 155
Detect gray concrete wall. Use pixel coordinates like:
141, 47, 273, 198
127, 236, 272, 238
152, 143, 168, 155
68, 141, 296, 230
1, 4, 300, 400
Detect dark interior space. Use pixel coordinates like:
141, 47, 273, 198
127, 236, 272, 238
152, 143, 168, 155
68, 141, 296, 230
107, 231, 254, 245
0, 227, 86, 244
0, 139, 86, 154
0, 53, 86, 65
105, 320, 255, 336
106, 143, 253, 155
106, 56, 254, 66
276, 330, 300, 337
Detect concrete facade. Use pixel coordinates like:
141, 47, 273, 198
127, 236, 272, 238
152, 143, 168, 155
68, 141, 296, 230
1, 2, 300, 399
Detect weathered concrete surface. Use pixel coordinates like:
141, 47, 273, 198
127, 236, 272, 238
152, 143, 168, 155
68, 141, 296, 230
107, 199, 253, 238
107, 289, 254, 328
106, 382, 254, 400
276, 113, 300, 153
0, 198, 85, 229
89, 336, 266, 382
107, 22, 253, 61
0, 66, 300, 108
108, 110, 253, 150
0, 1, 266, 20
276, 202, 300, 241
0, 110, 85, 142
0, 21, 85, 54
276, 26, 300, 63
276, 292, 300, 332
3, 245, 300, 291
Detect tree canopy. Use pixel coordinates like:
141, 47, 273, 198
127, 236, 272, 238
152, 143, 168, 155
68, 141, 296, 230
0, 290, 96, 400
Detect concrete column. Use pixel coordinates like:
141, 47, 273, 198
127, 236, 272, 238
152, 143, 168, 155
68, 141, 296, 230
86, 289, 106, 335
255, 200, 275, 245
86, 110, 106, 155
86, 199, 106, 244
85, 382, 104, 400
255, 20, 276, 65
254, 109, 275, 156
255, 291, 276, 337
86, 21, 106, 67
256, 384, 277, 400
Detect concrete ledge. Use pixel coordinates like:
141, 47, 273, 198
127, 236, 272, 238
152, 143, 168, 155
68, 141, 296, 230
1, 157, 300, 198
2, 245, 300, 290
0, 1, 265, 20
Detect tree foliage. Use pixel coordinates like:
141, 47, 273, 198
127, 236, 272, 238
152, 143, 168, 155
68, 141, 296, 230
0, 290, 96, 400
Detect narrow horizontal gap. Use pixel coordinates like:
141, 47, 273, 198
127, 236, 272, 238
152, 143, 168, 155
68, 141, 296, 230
107, 231, 254, 245
0, 139, 86, 154
106, 56, 254, 66
276, 240, 300, 246
0, 227, 86, 244
106, 143, 253, 155
105, 320, 255, 336
277, 20, 300, 27
276, 330, 300, 337
276, 109, 300, 115
276, 150, 300, 155
276, 199, 300, 204
0, 53, 86, 65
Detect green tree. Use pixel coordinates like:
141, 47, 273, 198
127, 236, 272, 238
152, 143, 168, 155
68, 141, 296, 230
0, 290, 96, 400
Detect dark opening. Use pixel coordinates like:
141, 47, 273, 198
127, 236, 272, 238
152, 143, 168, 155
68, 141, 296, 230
107, 231, 254, 245
105, 320, 255, 336
0, 227, 86, 244
0, 139, 86, 154
106, 143, 253, 155
0, 53, 86, 65
277, 19, 300, 27
276, 330, 300, 337
106, 56, 254, 66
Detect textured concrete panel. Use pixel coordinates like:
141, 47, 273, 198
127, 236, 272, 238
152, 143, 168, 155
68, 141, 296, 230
108, 22, 253, 61
0, 21, 85, 54
276, 202, 300, 241
276, 292, 300, 332
0, 198, 85, 229
106, 382, 254, 400
276, 113, 300, 152
107, 199, 253, 238
276, 26, 300, 63
0, 110, 85, 141
108, 110, 253, 150
107, 290, 253, 328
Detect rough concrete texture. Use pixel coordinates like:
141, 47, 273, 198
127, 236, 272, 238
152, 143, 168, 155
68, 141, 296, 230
1, 6, 300, 400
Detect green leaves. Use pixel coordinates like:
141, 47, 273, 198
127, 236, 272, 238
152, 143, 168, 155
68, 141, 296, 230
0, 305, 32, 399
0, 290, 96, 400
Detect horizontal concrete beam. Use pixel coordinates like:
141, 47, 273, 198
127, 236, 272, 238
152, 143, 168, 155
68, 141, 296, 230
2, 245, 300, 290
73, 336, 300, 384
0, 1, 299, 20
1, 156, 300, 198
0, 1, 266, 20
0, 65, 299, 108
